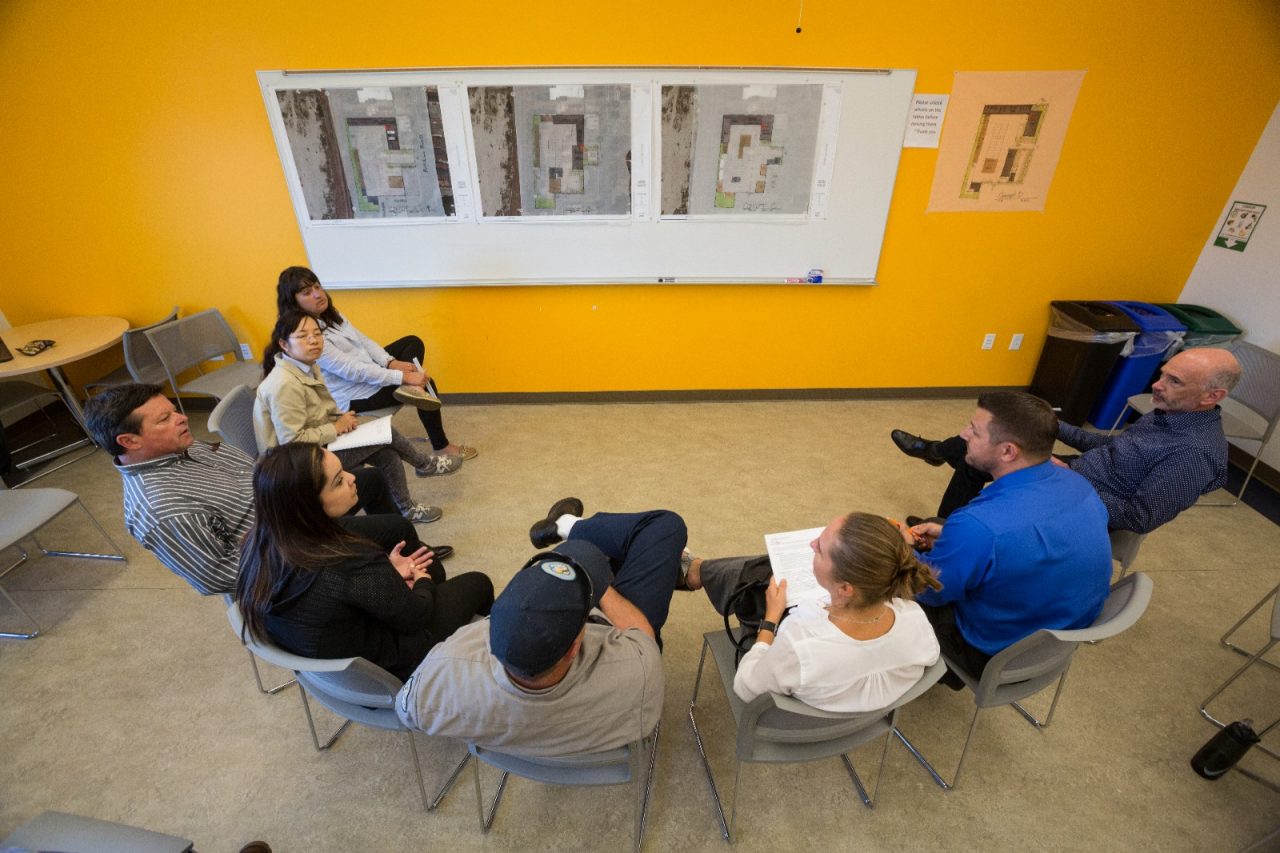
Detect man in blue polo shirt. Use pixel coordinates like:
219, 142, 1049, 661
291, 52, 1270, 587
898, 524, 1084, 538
906, 391, 1112, 686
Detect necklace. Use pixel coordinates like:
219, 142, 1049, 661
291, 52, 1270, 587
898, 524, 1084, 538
827, 604, 889, 625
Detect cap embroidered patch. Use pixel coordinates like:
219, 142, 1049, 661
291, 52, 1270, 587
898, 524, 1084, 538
539, 560, 576, 581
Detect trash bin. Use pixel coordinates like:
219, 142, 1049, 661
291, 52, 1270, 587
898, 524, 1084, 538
1028, 301, 1139, 427
1088, 302, 1186, 428
1155, 303, 1243, 354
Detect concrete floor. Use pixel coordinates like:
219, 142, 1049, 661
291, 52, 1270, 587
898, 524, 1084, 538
1, 398, 1278, 852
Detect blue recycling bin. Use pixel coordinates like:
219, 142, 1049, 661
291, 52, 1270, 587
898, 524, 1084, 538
1088, 301, 1186, 428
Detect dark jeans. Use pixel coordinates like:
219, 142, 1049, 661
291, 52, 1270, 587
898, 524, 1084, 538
348, 335, 450, 451
935, 436, 990, 518
566, 510, 687, 645
921, 603, 993, 690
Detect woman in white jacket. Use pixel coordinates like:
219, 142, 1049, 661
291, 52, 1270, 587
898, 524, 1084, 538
277, 266, 475, 461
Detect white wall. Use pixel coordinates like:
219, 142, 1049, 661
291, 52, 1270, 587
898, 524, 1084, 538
1180, 98, 1280, 470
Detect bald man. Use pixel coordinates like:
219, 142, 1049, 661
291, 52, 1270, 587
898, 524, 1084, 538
892, 347, 1243, 534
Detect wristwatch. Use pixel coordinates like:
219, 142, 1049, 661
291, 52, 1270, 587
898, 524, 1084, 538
759, 619, 779, 635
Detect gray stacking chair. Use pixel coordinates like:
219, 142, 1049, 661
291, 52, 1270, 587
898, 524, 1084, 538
897, 572, 1153, 790
208, 383, 260, 457
145, 308, 261, 415
226, 600, 467, 811
1200, 580, 1280, 762
1109, 528, 1147, 581
83, 306, 180, 394
0, 483, 126, 638
1219, 580, 1280, 673
469, 725, 660, 852
1, 810, 193, 852
1108, 341, 1280, 504
687, 629, 946, 842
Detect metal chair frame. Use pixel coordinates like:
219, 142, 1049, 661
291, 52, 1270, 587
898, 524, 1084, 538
225, 600, 465, 811
897, 573, 1153, 790
469, 723, 660, 852
1219, 581, 1280, 675
84, 306, 180, 394
1200, 581, 1280, 763
145, 308, 260, 415
687, 629, 946, 842
0, 490, 126, 638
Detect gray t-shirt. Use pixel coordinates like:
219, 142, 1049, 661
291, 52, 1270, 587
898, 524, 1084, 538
395, 615, 663, 757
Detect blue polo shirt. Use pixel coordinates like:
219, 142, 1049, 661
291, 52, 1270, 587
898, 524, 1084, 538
916, 461, 1112, 655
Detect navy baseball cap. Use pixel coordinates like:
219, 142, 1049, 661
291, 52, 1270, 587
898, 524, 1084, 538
489, 539, 612, 678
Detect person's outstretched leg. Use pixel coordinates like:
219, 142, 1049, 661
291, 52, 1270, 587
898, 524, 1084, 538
566, 510, 687, 637
933, 435, 991, 517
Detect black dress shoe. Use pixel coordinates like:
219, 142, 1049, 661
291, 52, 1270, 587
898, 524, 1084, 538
530, 497, 585, 548
904, 516, 946, 528
891, 429, 945, 466
425, 544, 454, 561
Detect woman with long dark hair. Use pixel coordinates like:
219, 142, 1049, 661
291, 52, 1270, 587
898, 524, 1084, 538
277, 265, 475, 461
235, 442, 492, 680
254, 308, 460, 524
685, 513, 941, 712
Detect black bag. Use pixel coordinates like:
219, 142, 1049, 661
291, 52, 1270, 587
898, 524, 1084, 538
723, 556, 788, 666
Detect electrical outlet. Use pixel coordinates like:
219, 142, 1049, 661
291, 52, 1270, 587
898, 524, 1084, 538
240, 342, 253, 360
1009, 333, 1024, 351
981, 333, 996, 350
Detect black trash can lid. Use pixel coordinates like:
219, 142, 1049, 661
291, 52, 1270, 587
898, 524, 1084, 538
1050, 300, 1142, 333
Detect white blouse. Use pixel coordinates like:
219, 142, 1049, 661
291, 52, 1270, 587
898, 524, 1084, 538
733, 598, 940, 713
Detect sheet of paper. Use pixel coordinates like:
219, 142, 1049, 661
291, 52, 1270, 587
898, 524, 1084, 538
904, 94, 948, 148
326, 415, 393, 452
764, 526, 828, 608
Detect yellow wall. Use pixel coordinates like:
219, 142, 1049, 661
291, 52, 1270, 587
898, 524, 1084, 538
2, 1, 1278, 393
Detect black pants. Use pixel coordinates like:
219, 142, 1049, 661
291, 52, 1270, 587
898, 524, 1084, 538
921, 603, 992, 690
935, 436, 990, 518
348, 335, 450, 451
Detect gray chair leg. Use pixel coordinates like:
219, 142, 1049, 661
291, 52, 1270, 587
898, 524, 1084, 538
1220, 583, 1280, 674
634, 722, 660, 852
296, 683, 351, 751
687, 638, 731, 841
1200, 637, 1280, 761
1010, 669, 1071, 729
37, 499, 127, 562
471, 758, 509, 833
430, 749, 471, 811
247, 651, 297, 695
844, 725, 895, 809
0, 581, 41, 639
894, 704, 983, 791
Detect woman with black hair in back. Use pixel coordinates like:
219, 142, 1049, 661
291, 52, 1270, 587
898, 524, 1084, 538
234, 442, 492, 680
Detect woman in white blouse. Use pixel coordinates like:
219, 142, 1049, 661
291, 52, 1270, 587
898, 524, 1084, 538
684, 513, 941, 713
277, 266, 475, 461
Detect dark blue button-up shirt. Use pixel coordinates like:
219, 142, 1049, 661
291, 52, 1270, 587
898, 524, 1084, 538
1058, 407, 1227, 534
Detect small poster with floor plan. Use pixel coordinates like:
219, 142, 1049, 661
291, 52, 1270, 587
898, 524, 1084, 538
927, 71, 1085, 213
660, 83, 825, 217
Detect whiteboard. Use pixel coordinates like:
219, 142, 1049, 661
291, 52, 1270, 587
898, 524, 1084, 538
258, 67, 917, 288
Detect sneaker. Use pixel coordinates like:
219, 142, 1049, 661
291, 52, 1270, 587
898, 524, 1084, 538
404, 504, 443, 524
677, 548, 696, 591
457, 444, 478, 461
394, 384, 442, 412
415, 453, 462, 477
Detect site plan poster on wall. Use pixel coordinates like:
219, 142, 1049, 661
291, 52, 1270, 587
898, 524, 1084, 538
927, 70, 1085, 213
259, 67, 918, 286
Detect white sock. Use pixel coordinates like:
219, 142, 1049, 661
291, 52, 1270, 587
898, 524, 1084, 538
555, 515, 580, 539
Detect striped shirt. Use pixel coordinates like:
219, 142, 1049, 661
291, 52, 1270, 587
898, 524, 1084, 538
117, 441, 256, 595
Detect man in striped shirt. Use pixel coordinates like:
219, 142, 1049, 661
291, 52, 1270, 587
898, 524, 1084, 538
85, 383, 445, 595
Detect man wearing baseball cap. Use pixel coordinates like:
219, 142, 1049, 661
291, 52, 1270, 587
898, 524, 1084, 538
395, 499, 685, 757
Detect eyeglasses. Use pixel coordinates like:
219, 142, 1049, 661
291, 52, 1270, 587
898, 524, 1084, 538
289, 331, 324, 342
